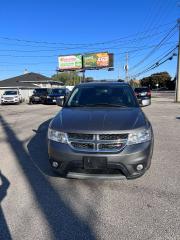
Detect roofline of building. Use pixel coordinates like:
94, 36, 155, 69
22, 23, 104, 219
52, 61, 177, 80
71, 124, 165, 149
0, 86, 37, 89
20, 80, 64, 84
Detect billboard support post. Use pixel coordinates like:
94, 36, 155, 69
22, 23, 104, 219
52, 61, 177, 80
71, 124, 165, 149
82, 70, 85, 82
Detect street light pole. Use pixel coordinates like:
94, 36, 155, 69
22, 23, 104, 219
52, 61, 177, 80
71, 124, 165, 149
175, 18, 180, 102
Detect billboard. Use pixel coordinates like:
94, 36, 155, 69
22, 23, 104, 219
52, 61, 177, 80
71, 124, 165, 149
58, 55, 82, 71
83, 52, 113, 69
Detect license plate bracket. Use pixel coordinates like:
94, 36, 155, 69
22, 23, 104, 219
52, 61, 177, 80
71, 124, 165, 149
83, 157, 107, 169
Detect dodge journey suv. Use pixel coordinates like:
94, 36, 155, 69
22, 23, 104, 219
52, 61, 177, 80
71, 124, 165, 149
48, 82, 153, 179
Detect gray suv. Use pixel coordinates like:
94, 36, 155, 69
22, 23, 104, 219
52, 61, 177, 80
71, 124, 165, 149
48, 82, 153, 179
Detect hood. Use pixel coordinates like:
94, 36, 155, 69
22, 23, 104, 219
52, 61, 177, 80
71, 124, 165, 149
50, 107, 147, 133
2, 94, 18, 97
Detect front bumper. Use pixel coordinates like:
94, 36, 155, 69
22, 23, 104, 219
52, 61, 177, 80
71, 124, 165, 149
1, 99, 19, 104
45, 98, 57, 104
45, 96, 64, 104
31, 97, 41, 103
48, 139, 153, 179
137, 96, 151, 106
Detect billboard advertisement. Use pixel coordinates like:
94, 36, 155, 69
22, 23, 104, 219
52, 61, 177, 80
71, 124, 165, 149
83, 52, 113, 69
58, 55, 83, 70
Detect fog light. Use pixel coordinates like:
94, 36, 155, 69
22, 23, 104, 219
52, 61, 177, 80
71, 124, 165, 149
136, 164, 143, 171
52, 161, 59, 168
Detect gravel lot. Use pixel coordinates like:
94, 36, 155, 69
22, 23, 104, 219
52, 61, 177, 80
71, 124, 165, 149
0, 98, 180, 240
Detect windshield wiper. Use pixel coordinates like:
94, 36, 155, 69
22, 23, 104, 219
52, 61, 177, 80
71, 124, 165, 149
66, 104, 88, 107
66, 103, 130, 108
84, 103, 129, 107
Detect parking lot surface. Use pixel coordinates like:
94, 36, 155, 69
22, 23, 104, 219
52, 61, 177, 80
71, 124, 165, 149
0, 98, 180, 240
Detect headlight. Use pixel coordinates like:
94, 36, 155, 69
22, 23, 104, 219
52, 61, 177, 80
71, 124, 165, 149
127, 128, 152, 145
47, 96, 51, 99
48, 128, 67, 143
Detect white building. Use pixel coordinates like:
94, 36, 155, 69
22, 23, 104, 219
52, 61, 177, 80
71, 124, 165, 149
0, 72, 64, 102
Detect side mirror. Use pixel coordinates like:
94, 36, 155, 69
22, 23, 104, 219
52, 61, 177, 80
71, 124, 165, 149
56, 97, 64, 107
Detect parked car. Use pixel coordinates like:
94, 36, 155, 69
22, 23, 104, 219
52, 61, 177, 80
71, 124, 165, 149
29, 88, 50, 104
134, 87, 151, 106
1, 89, 22, 105
48, 82, 154, 180
156, 87, 169, 91
41, 88, 70, 104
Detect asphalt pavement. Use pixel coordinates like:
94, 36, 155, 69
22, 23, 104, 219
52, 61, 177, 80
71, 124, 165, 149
0, 97, 180, 240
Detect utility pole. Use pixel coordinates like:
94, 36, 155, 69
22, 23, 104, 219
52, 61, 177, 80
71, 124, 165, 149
125, 52, 129, 82
176, 18, 180, 102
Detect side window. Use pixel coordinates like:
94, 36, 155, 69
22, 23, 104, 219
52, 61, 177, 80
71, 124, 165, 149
66, 89, 70, 95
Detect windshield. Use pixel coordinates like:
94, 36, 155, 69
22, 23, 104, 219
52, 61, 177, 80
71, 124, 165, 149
34, 89, 48, 94
66, 85, 138, 108
134, 88, 149, 93
51, 89, 66, 94
4, 91, 18, 95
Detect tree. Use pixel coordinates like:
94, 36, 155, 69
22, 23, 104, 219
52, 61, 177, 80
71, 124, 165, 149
52, 72, 81, 85
85, 77, 94, 82
52, 72, 94, 85
140, 72, 172, 89
129, 79, 141, 88
166, 76, 176, 90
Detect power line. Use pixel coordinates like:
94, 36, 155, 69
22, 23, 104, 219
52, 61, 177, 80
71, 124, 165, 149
0, 41, 177, 59
131, 57, 175, 78
0, 61, 56, 66
129, 43, 177, 60
0, 21, 176, 47
134, 0, 160, 45
0, 41, 176, 55
0, 28, 173, 52
130, 44, 178, 74
132, 45, 178, 77
115, 41, 178, 55
129, 24, 178, 72
130, 45, 178, 78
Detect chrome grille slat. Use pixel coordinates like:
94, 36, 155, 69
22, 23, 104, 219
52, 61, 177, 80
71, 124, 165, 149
98, 143, 123, 150
71, 142, 94, 150
99, 134, 128, 141
67, 133, 128, 153
68, 133, 94, 141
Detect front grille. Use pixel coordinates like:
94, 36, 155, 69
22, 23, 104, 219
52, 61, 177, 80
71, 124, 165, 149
3, 97, 14, 100
99, 134, 128, 141
71, 142, 94, 150
67, 133, 128, 153
68, 133, 94, 140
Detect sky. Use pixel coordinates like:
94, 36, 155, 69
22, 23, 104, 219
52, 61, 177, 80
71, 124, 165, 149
0, 0, 179, 81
